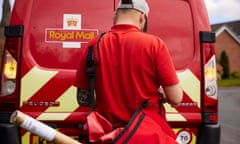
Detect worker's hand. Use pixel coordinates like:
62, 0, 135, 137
158, 86, 167, 103
159, 95, 167, 104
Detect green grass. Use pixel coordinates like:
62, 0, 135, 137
218, 78, 240, 87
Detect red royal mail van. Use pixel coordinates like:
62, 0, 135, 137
0, 0, 220, 144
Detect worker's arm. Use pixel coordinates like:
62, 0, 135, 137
162, 83, 183, 105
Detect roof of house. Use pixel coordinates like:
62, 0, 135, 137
211, 20, 240, 39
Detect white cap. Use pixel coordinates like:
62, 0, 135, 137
117, 0, 150, 17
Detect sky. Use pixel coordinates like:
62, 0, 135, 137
204, 0, 240, 24
0, 0, 14, 21
0, 0, 240, 24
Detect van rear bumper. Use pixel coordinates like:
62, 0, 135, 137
198, 123, 221, 144
0, 123, 20, 144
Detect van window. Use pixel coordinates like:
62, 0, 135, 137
148, 0, 194, 70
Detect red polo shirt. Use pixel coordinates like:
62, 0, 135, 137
75, 24, 179, 126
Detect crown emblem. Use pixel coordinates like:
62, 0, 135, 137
67, 17, 78, 27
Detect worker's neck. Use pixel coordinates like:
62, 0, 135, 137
115, 19, 140, 30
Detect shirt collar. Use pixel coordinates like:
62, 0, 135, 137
111, 24, 140, 32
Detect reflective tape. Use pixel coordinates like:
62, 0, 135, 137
164, 69, 200, 114
166, 113, 186, 122
164, 103, 178, 112
37, 86, 78, 121
37, 113, 71, 121
44, 86, 78, 112
177, 69, 200, 108
22, 132, 30, 144
20, 66, 58, 107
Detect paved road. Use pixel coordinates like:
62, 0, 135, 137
219, 87, 240, 144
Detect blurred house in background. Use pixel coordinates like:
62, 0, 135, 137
211, 20, 240, 76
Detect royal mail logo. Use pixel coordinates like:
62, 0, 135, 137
67, 17, 78, 27
45, 14, 98, 48
45, 29, 98, 43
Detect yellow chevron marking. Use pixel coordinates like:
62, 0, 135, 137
22, 132, 30, 144
173, 128, 180, 133
37, 113, 71, 121
32, 136, 39, 144
44, 86, 78, 112
21, 67, 58, 107
164, 103, 178, 112
191, 133, 197, 144
166, 113, 186, 122
37, 86, 78, 121
177, 69, 200, 108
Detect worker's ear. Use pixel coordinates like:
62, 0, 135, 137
139, 13, 145, 23
139, 13, 148, 32
143, 15, 148, 32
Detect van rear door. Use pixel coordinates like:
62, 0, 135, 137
147, 0, 219, 143
2, 0, 114, 143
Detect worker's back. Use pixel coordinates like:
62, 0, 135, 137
88, 25, 177, 126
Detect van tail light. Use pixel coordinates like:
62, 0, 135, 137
200, 31, 218, 124
0, 25, 23, 111
1, 51, 17, 96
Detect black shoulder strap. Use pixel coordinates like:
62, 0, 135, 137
86, 32, 106, 108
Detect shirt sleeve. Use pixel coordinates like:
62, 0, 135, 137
154, 38, 179, 86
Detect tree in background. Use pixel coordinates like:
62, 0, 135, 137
0, 0, 11, 27
219, 50, 230, 79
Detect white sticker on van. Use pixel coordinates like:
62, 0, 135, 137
176, 130, 192, 144
63, 14, 81, 48
45, 14, 98, 48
